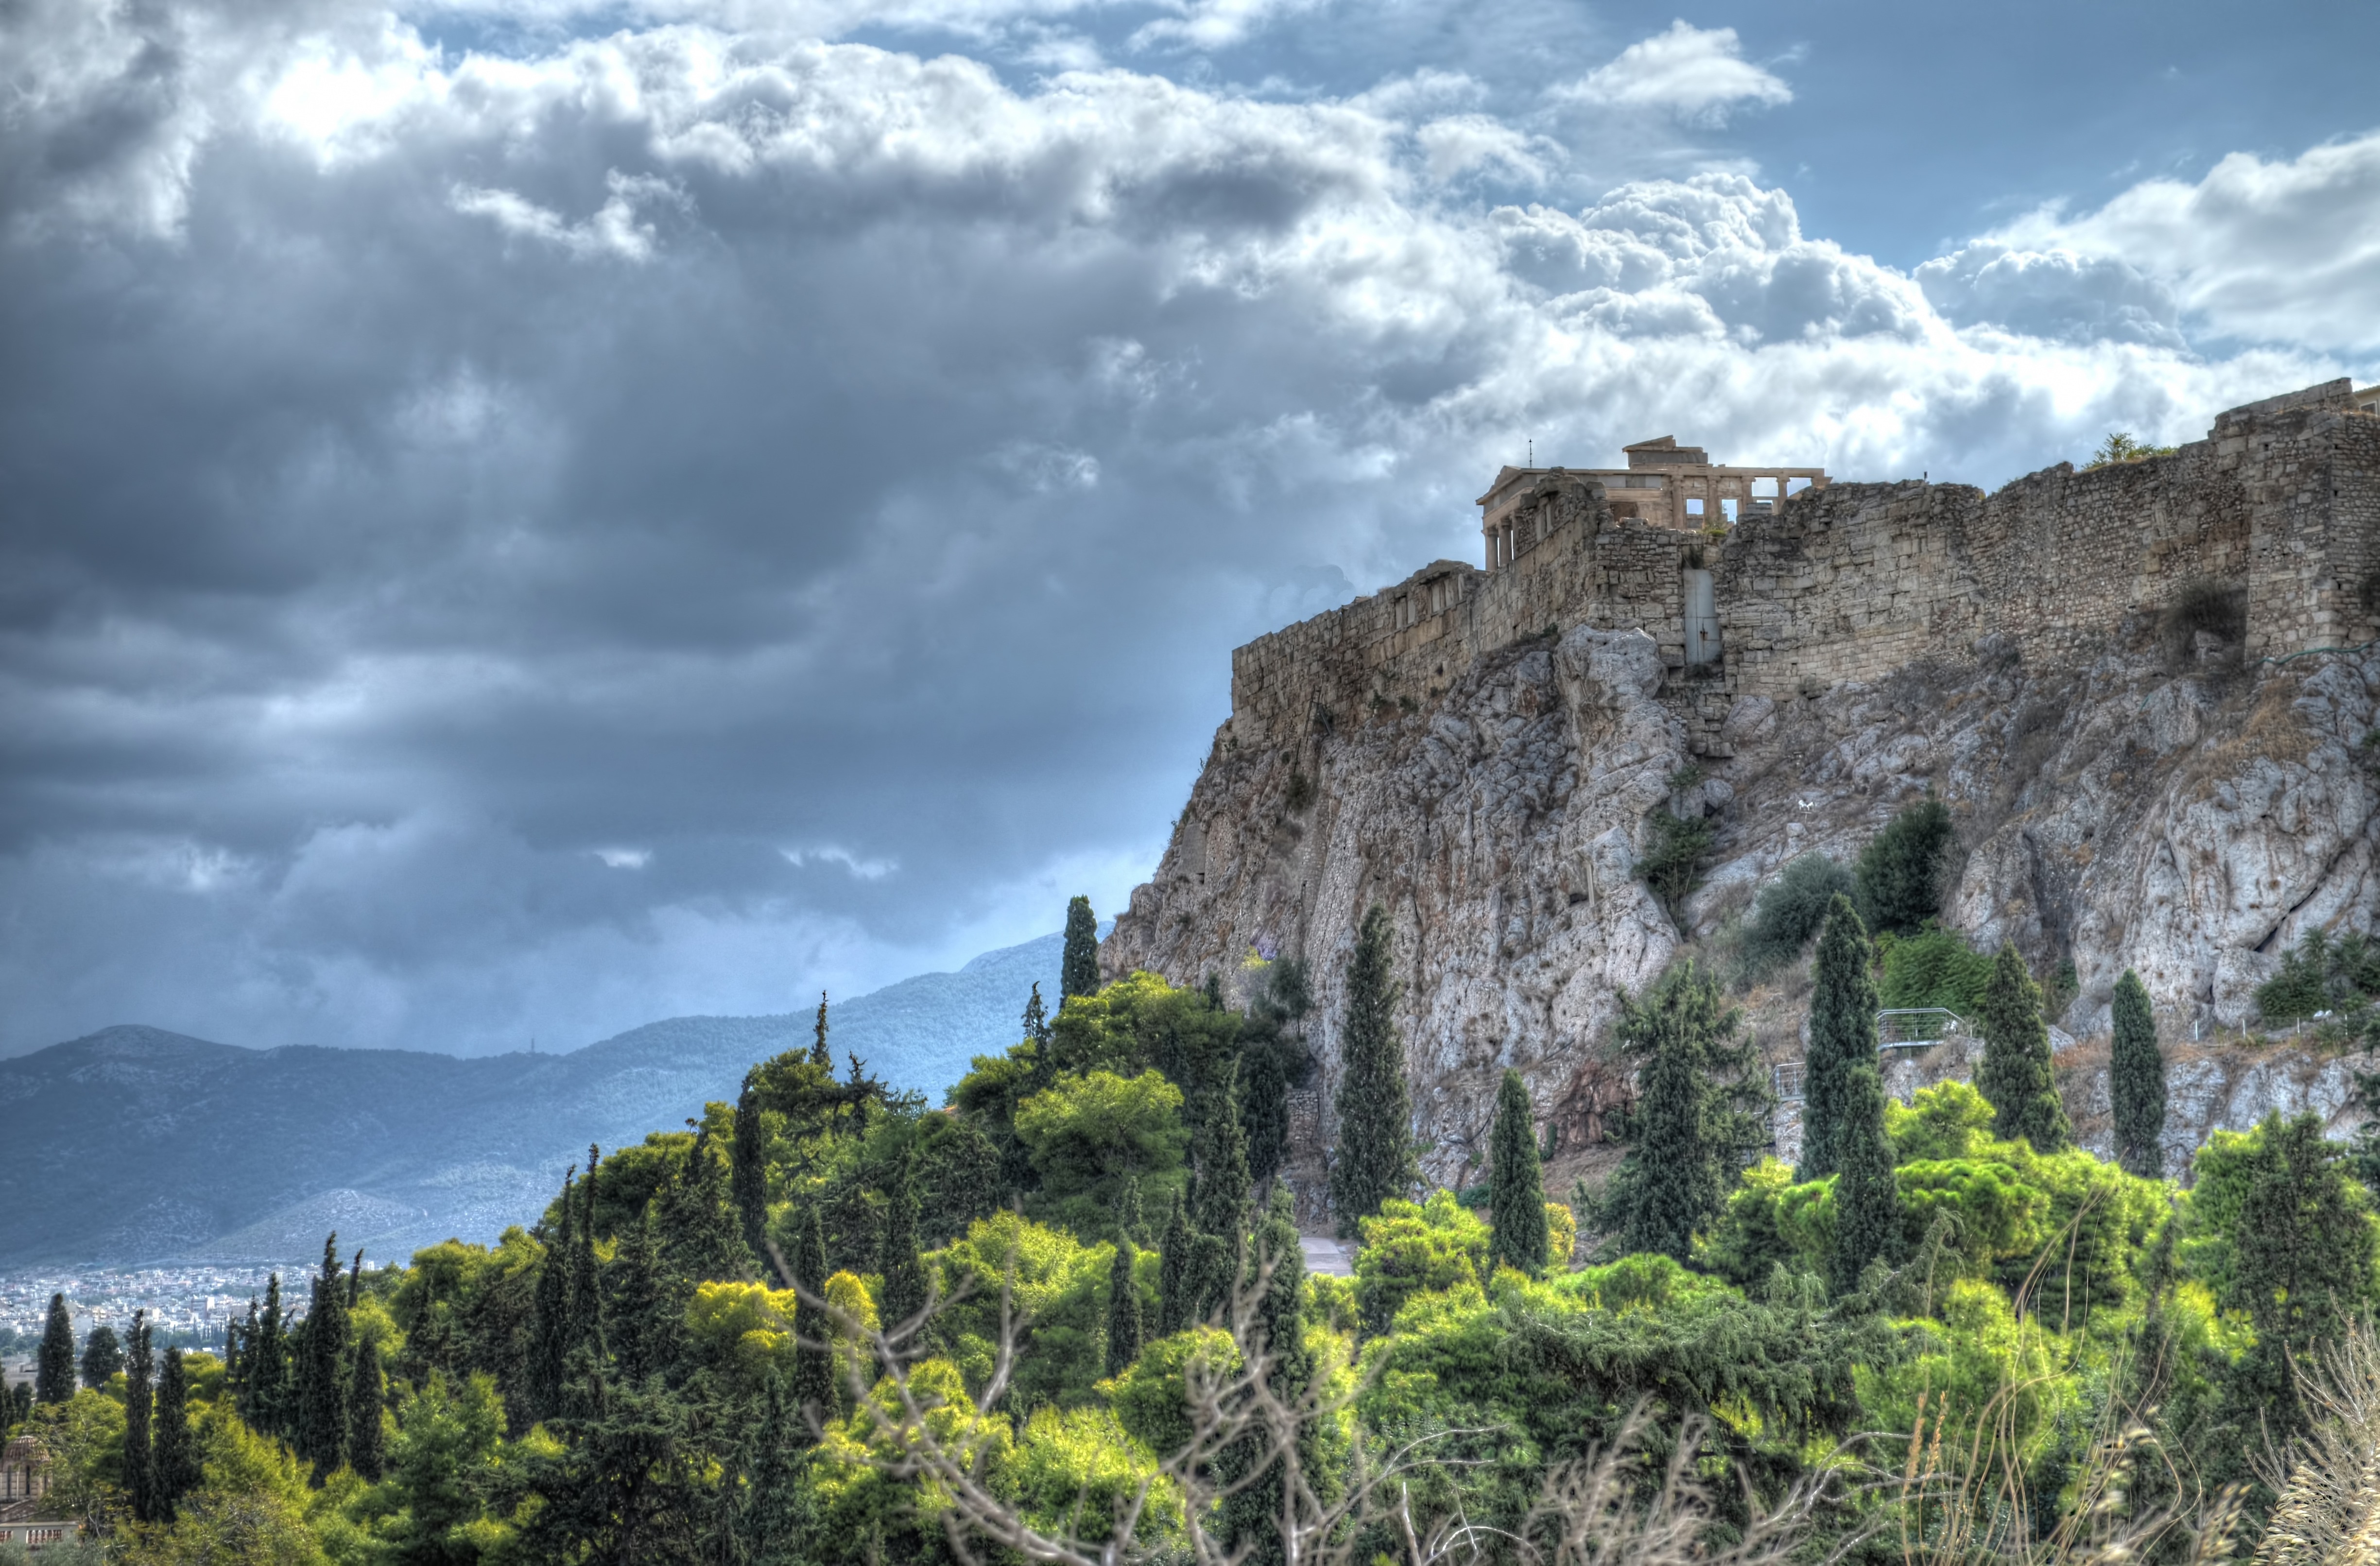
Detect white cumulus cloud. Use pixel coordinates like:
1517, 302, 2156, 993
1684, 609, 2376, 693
1561, 21, 1794, 127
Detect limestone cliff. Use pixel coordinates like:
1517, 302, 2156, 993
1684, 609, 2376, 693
1104, 385, 2380, 1201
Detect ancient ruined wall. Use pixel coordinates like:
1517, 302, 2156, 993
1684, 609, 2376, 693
1229, 480, 1689, 747
1226, 381, 2378, 767
2242, 401, 2380, 658
1708, 482, 1985, 706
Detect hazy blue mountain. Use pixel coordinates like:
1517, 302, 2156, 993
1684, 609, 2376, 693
0, 933, 1057, 1269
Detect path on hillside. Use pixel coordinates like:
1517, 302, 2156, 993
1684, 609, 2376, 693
1299, 1235, 1353, 1277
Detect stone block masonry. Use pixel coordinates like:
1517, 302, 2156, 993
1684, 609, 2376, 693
1227, 379, 2380, 759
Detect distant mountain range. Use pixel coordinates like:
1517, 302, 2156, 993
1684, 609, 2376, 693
0, 934, 1059, 1270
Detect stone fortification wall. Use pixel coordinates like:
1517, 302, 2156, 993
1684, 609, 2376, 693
1229, 477, 1689, 741
1227, 380, 2380, 758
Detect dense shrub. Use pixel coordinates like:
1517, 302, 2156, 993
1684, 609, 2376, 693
1852, 797, 1956, 936
1737, 854, 1854, 982
1637, 810, 1713, 921
2255, 925, 2380, 1026
1875, 925, 1995, 1015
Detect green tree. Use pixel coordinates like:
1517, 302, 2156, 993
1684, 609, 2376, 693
35, 1293, 74, 1406
1852, 796, 1955, 936
1012, 1068, 1190, 1242
527, 1174, 575, 1424
606, 1205, 684, 1387
659, 1131, 757, 1285
730, 1072, 773, 1275
348, 1334, 387, 1483
244, 1274, 289, 1438
1330, 904, 1417, 1238
124, 1310, 155, 1523
789, 1206, 833, 1435
1974, 944, 2071, 1153
1799, 895, 1880, 1181
152, 1345, 198, 1520
877, 1145, 931, 1345
1485, 1069, 1549, 1275
2219, 1112, 2378, 1450
385, 1371, 510, 1563
295, 1234, 351, 1480
1188, 1060, 1255, 1322
1104, 1230, 1144, 1378
1219, 1187, 1321, 1565
2087, 432, 2176, 468
1062, 895, 1101, 1001
1739, 854, 1855, 982
77, 1323, 121, 1392
1156, 1190, 1194, 1337
811, 990, 832, 1067
2110, 969, 2166, 1179
1829, 1066, 1900, 1296
1604, 960, 1766, 1262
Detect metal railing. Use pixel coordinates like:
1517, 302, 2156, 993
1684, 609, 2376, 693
1878, 1008, 1966, 1050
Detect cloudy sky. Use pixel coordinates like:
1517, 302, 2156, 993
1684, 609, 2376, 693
4, 0, 2378, 1059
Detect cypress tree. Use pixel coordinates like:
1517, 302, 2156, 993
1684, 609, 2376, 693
1829, 1066, 1901, 1297
810, 993, 832, 1067
660, 1131, 758, 1284
1104, 1232, 1143, 1377
1485, 1069, 1549, 1275
529, 1169, 576, 1423
296, 1233, 351, 1480
347, 1335, 386, 1482
876, 1145, 930, 1344
123, 1311, 155, 1523
2110, 969, 2166, 1178
80, 1322, 123, 1391
608, 1204, 683, 1386
1156, 1190, 1194, 1336
1240, 1031, 1293, 1190
1975, 945, 2071, 1152
34, 1294, 72, 1399
1330, 904, 1418, 1238
152, 1346, 198, 1519
1799, 895, 1881, 1181
569, 1148, 605, 1361
1607, 960, 1766, 1262
1189, 1063, 1254, 1321
35, 1294, 73, 1405
1118, 1174, 1146, 1246
731, 1073, 773, 1275
1219, 1187, 1319, 1565
249, 1275, 288, 1437
1061, 895, 1101, 1001
788, 1206, 833, 1432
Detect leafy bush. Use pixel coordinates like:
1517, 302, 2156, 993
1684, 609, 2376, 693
2085, 431, 2176, 468
1737, 854, 1854, 981
1353, 1190, 1489, 1335
2256, 925, 2380, 1026
1637, 810, 1713, 921
1852, 797, 1956, 936
1875, 925, 1995, 1015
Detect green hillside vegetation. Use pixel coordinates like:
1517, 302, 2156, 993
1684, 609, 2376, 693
19, 886, 2380, 1565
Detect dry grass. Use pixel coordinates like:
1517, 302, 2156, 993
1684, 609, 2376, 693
2254, 1320, 2380, 1566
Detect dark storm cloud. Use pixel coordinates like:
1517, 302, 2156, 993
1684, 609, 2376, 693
0, 0, 2364, 1057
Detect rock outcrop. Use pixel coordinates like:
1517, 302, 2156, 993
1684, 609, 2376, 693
1106, 389, 2380, 1200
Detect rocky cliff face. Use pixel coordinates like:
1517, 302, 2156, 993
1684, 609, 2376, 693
1105, 608, 2380, 1193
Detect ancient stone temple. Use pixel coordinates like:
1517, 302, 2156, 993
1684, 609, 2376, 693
0, 1436, 75, 1550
